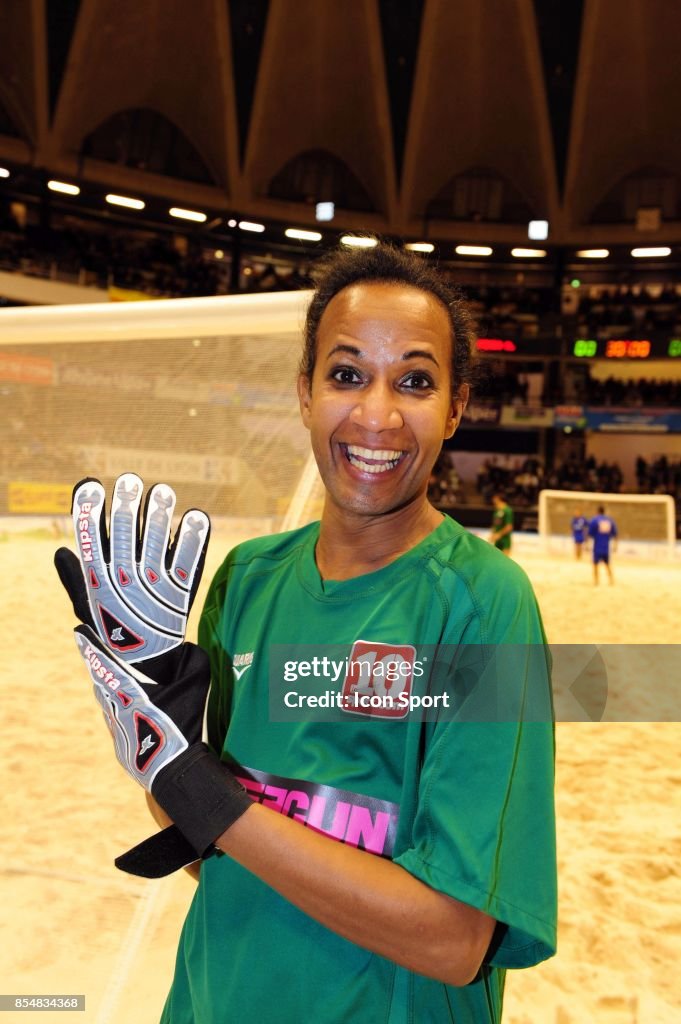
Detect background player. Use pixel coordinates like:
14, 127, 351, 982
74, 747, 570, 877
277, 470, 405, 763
588, 505, 618, 584
571, 507, 589, 559
490, 491, 514, 556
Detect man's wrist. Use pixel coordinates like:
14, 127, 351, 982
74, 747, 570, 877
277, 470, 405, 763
152, 744, 252, 857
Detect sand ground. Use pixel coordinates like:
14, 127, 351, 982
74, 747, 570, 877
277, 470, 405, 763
0, 530, 679, 1023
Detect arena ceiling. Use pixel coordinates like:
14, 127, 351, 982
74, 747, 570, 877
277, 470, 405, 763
1, 0, 680, 247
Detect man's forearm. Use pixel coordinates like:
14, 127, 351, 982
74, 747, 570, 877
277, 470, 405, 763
216, 803, 495, 987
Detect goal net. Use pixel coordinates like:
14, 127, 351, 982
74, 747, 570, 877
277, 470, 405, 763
538, 488, 677, 558
0, 290, 326, 539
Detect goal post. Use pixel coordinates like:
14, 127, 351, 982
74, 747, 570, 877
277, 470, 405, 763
0, 290, 326, 536
538, 489, 677, 558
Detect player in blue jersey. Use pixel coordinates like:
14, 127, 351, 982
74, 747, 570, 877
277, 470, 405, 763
588, 505, 618, 583
571, 508, 589, 559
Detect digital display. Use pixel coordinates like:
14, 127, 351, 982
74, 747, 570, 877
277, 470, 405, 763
572, 338, 674, 358
476, 338, 517, 353
605, 339, 651, 358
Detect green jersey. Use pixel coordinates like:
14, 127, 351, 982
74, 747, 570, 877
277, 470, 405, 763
161, 516, 556, 1024
492, 504, 513, 551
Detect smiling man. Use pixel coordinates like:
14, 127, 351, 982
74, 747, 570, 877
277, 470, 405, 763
297, 278, 466, 578
63, 243, 557, 1024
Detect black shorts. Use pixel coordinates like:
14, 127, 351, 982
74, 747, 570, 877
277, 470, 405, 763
593, 553, 609, 564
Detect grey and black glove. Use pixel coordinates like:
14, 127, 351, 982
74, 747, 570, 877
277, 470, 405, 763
74, 625, 250, 874
55, 475, 247, 877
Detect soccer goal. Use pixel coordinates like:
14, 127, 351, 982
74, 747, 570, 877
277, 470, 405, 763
0, 289, 325, 538
538, 489, 677, 558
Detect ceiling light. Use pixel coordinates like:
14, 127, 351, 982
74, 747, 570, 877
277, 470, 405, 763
169, 206, 207, 223
405, 242, 434, 253
238, 220, 265, 233
48, 180, 80, 196
227, 219, 237, 228
631, 247, 671, 258
0, 168, 10, 178
105, 193, 145, 210
528, 220, 549, 240
576, 249, 609, 258
511, 248, 547, 258
214, 249, 224, 260
285, 228, 322, 241
340, 235, 378, 248
315, 202, 335, 222
455, 245, 493, 256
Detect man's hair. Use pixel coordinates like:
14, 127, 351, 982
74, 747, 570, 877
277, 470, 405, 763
301, 242, 476, 395
597, 505, 605, 514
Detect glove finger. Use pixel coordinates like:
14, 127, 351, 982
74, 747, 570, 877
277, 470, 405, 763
168, 508, 211, 611
140, 483, 190, 612
108, 475, 187, 639
73, 477, 184, 661
74, 624, 189, 790
54, 547, 96, 629
109, 472, 144, 590
94, 686, 131, 772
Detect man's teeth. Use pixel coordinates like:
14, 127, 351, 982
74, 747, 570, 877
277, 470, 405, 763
345, 445, 403, 474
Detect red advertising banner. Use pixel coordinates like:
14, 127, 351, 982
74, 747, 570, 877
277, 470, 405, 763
0, 351, 55, 385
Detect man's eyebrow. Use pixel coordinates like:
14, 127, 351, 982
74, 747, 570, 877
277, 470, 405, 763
326, 344, 440, 367
402, 348, 440, 367
326, 343, 362, 360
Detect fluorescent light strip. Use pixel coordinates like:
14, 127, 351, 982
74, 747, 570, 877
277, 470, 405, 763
169, 206, 207, 223
106, 193, 145, 210
405, 242, 434, 253
575, 249, 609, 258
48, 180, 81, 196
285, 228, 322, 241
0, 167, 9, 178
455, 245, 493, 257
239, 220, 265, 233
511, 248, 546, 258
631, 247, 671, 258
340, 235, 378, 248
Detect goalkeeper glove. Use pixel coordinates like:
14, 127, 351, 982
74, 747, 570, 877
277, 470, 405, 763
75, 624, 251, 874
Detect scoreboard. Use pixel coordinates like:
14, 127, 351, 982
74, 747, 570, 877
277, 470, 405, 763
572, 338, 681, 359
475, 336, 681, 359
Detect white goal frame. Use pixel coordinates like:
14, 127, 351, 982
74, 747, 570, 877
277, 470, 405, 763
538, 488, 677, 558
0, 289, 326, 533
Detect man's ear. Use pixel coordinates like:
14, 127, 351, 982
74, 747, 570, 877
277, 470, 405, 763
444, 384, 470, 439
297, 373, 312, 429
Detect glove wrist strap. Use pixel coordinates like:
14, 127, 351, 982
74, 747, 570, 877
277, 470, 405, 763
152, 744, 252, 857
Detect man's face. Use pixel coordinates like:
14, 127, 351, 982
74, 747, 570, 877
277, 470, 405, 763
298, 282, 467, 519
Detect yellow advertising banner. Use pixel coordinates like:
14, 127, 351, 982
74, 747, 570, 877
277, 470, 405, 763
8, 481, 73, 515
108, 286, 159, 302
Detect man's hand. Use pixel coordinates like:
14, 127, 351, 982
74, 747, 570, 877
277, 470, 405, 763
75, 625, 251, 864
55, 474, 210, 664
56, 475, 240, 876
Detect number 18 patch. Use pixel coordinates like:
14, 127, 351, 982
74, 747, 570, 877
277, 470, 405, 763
341, 640, 417, 718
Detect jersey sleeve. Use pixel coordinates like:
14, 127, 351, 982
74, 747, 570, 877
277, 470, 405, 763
393, 566, 557, 970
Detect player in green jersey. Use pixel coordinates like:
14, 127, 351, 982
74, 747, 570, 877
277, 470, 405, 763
63, 243, 556, 1023
490, 492, 514, 555
152, 244, 556, 1023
